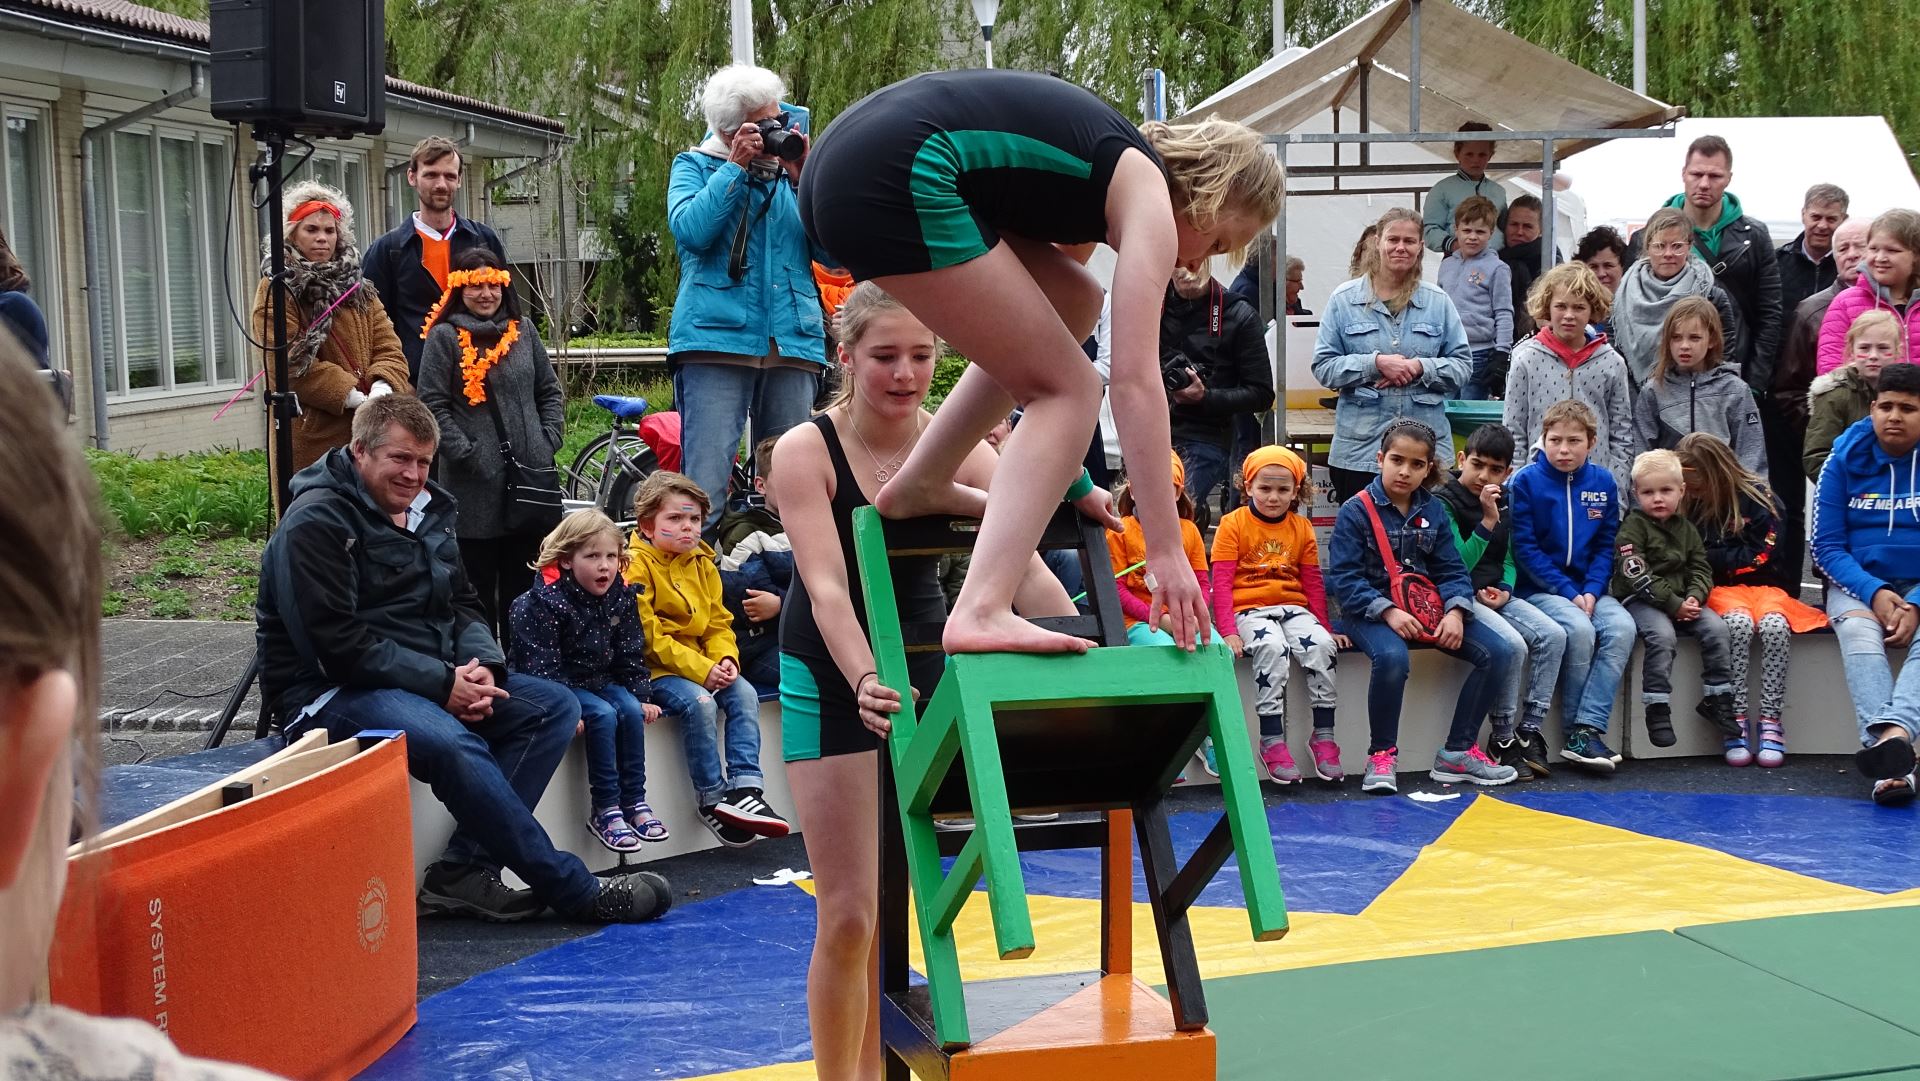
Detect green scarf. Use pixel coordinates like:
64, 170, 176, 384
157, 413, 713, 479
1662, 191, 1745, 249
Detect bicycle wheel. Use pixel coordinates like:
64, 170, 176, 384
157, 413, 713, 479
603, 456, 655, 522
568, 431, 649, 502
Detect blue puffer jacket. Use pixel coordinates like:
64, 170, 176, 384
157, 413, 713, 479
1508, 448, 1621, 599
1325, 479, 1475, 624
506, 570, 653, 699
1812, 416, 1920, 605
666, 149, 829, 364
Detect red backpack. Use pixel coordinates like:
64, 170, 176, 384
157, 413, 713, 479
1357, 495, 1446, 641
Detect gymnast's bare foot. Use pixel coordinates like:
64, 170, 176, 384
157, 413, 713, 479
943, 607, 1089, 655
874, 477, 989, 520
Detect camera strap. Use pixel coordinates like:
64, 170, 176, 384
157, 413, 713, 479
728, 180, 778, 282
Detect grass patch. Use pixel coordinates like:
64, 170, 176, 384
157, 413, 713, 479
559, 332, 669, 349
87, 448, 272, 540
102, 590, 127, 617
143, 586, 194, 619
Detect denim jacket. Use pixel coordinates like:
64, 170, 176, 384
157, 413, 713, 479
666, 150, 830, 364
1311, 278, 1472, 471
1325, 479, 1476, 624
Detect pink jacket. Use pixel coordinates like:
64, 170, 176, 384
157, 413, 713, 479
1816, 278, 1920, 374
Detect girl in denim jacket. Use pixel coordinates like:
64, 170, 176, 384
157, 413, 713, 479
1312, 208, 1473, 502
1326, 420, 1521, 794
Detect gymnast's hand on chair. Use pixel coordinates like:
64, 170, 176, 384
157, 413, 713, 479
1072, 483, 1124, 532
857, 674, 918, 737
1149, 553, 1210, 651
447, 658, 509, 722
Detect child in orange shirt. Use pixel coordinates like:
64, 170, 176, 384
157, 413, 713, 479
1211, 446, 1345, 784
1107, 451, 1211, 647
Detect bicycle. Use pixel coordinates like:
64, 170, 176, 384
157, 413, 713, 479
567, 395, 753, 523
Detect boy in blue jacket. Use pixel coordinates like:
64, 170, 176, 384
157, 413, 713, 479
1813, 362, 1920, 804
1508, 399, 1637, 772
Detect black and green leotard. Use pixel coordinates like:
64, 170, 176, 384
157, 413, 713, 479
798, 69, 1164, 281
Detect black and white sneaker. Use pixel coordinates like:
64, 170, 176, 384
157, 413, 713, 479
418, 861, 545, 923
714, 787, 791, 837
699, 804, 761, 848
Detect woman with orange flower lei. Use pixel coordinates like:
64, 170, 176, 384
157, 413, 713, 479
417, 247, 564, 641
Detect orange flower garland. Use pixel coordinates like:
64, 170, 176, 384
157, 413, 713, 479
419, 266, 515, 340
459, 319, 521, 406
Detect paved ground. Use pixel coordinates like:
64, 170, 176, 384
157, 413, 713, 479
98, 619, 259, 765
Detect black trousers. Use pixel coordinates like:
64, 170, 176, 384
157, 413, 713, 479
1758, 398, 1808, 593
459, 534, 542, 649
1330, 466, 1378, 505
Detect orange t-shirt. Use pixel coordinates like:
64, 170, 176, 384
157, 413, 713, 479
1209, 506, 1317, 613
1107, 516, 1209, 628
418, 228, 451, 293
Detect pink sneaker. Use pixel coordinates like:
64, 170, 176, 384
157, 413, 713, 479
1261, 741, 1302, 784
1308, 733, 1344, 783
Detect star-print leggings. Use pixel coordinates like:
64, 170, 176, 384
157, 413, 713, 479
1235, 604, 1339, 737
1723, 608, 1791, 721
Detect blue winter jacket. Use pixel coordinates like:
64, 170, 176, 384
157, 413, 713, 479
1310, 278, 1472, 471
666, 149, 830, 364
506, 571, 654, 699
1326, 479, 1475, 624
1508, 448, 1622, 599
1812, 416, 1920, 605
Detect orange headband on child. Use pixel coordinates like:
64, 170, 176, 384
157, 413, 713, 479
288, 200, 340, 223
419, 267, 515, 339
1169, 449, 1187, 491
1242, 445, 1307, 492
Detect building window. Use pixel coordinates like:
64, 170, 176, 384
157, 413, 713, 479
0, 106, 57, 361
289, 146, 370, 237
96, 126, 242, 396
384, 157, 410, 233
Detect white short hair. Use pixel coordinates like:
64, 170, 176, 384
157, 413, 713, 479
701, 65, 786, 136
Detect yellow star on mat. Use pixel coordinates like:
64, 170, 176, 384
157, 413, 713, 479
677, 797, 1920, 1081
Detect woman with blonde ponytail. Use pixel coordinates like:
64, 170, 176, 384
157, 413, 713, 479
800, 69, 1282, 656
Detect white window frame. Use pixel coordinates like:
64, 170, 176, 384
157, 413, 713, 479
289, 144, 371, 232
0, 101, 60, 367
95, 121, 244, 399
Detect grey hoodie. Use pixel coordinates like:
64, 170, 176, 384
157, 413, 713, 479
1633, 361, 1769, 475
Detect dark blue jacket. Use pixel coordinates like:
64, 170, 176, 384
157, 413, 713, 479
722, 549, 794, 666
1812, 416, 1920, 605
507, 571, 653, 699
0, 290, 49, 368
362, 213, 508, 378
1326, 479, 1475, 623
1508, 448, 1621, 599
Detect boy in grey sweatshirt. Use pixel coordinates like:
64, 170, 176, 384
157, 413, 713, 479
1438, 195, 1515, 399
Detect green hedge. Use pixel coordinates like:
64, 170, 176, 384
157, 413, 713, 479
87, 449, 273, 540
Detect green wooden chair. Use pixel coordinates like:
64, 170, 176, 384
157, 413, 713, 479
854, 505, 1289, 1074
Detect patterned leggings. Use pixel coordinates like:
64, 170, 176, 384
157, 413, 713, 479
1724, 609, 1791, 720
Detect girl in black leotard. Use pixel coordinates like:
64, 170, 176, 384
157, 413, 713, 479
772, 282, 1074, 1079
799, 68, 1284, 658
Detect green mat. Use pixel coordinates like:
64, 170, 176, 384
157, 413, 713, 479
1679, 906, 1920, 1038
1201, 930, 1920, 1081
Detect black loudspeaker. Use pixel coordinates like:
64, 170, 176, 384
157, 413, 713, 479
209, 0, 386, 137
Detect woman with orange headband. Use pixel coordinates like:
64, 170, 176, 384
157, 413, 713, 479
251, 179, 413, 474
416, 247, 565, 641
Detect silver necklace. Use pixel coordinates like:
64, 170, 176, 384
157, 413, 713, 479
847, 410, 921, 483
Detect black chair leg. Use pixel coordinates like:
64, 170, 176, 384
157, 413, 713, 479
1133, 797, 1209, 1030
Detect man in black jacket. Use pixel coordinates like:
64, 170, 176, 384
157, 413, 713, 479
1777, 182, 1850, 316
1162, 269, 1274, 512
256, 396, 668, 924
363, 137, 509, 380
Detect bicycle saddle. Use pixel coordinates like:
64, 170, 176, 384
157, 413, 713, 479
592, 394, 652, 419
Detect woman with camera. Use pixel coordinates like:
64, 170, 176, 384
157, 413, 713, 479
668, 64, 830, 538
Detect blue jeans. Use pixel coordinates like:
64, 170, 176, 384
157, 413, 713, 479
1461, 348, 1492, 401
1526, 593, 1635, 733
1337, 613, 1520, 753
673, 361, 818, 532
1041, 548, 1087, 613
304, 672, 597, 913
1474, 596, 1567, 722
1826, 588, 1920, 744
1174, 439, 1230, 514
650, 673, 765, 805
573, 684, 649, 812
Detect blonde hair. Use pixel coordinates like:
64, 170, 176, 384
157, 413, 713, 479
1847, 308, 1906, 361
534, 509, 624, 570
1642, 207, 1692, 252
1368, 207, 1424, 313
1869, 209, 1920, 295
1348, 223, 1380, 278
1140, 116, 1284, 260
1648, 295, 1726, 384
1526, 260, 1612, 324
1541, 398, 1598, 441
1631, 448, 1684, 485
280, 179, 358, 252
1675, 432, 1772, 536
828, 281, 935, 410
633, 470, 711, 528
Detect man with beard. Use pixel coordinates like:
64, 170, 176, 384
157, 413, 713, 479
364, 137, 510, 380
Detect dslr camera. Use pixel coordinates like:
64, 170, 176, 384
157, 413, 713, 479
749, 112, 805, 162
1161, 348, 1196, 393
